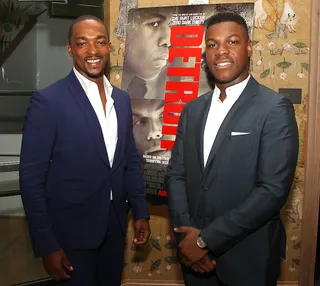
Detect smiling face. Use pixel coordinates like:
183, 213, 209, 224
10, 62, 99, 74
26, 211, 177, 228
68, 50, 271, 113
205, 21, 252, 89
125, 12, 171, 80
131, 99, 171, 157
67, 19, 110, 82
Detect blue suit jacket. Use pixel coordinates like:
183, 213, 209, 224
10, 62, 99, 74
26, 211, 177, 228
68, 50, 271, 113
20, 71, 149, 258
167, 77, 299, 285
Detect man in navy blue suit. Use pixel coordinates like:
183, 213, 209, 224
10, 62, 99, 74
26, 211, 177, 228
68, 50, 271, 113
167, 13, 298, 286
20, 15, 150, 285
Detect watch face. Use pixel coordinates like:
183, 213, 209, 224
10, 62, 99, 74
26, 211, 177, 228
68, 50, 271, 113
197, 237, 206, 248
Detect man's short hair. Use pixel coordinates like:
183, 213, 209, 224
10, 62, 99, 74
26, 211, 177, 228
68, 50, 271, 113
68, 15, 108, 43
205, 12, 249, 38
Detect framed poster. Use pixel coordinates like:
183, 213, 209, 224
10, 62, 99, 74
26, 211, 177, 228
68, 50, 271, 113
122, 3, 254, 204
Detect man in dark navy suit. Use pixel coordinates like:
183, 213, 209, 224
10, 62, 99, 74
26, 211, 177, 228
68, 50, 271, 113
167, 13, 299, 286
20, 15, 150, 286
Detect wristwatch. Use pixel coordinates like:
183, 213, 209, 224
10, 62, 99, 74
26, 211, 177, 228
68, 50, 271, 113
196, 234, 207, 249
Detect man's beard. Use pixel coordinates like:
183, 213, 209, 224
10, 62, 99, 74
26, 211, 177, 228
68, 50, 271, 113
86, 70, 105, 78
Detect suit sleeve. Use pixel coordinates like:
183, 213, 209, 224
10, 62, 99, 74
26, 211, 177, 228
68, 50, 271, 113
201, 97, 299, 256
19, 92, 60, 258
125, 97, 149, 220
167, 107, 194, 242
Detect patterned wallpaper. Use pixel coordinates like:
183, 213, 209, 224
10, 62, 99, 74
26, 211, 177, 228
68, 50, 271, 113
105, 0, 310, 282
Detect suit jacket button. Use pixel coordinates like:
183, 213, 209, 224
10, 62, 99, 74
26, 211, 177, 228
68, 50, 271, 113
202, 186, 208, 191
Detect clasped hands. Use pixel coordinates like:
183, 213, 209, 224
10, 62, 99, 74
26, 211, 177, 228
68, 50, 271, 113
174, 226, 216, 273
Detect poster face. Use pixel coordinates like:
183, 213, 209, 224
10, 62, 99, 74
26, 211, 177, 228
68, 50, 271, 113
122, 3, 254, 204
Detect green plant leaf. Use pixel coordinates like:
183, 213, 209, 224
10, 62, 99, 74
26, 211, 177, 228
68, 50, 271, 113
130, 245, 145, 252
150, 238, 161, 251
150, 259, 162, 272
260, 69, 270, 79
131, 257, 145, 263
293, 42, 307, 48
164, 256, 179, 264
301, 63, 309, 71
164, 242, 177, 249
292, 258, 300, 266
276, 61, 292, 69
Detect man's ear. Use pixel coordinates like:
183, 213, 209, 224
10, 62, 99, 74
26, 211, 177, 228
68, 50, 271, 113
247, 40, 253, 57
66, 43, 73, 57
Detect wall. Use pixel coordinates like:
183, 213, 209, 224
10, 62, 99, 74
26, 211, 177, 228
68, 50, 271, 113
0, 23, 38, 91
36, 13, 72, 90
0, 1, 73, 216
105, 0, 310, 283
0, 1, 72, 91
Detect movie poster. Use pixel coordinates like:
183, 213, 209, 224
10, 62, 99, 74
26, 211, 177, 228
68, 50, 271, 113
122, 3, 254, 204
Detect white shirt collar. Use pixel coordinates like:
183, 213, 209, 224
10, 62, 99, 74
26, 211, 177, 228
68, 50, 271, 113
73, 67, 113, 98
212, 75, 251, 103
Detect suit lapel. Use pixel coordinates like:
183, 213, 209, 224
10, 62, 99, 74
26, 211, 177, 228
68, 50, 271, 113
204, 77, 259, 172
65, 71, 110, 167
194, 92, 213, 172
111, 88, 125, 172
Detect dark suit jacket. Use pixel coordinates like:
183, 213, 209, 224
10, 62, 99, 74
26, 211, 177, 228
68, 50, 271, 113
20, 71, 149, 258
167, 77, 299, 285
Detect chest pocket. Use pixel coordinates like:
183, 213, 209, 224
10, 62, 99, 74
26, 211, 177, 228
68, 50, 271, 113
227, 131, 258, 159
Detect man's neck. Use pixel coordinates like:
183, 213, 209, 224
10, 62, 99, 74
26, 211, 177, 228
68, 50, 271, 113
215, 73, 250, 102
93, 77, 104, 90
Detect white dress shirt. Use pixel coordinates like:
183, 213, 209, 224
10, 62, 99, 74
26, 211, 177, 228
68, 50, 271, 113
203, 75, 251, 167
73, 68, 118, 199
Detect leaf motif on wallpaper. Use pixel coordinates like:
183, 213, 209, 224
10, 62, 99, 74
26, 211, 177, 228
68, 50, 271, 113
150, 259, 162, 272
131, 257, 145, 263
150, 238, 161, 251
301, 63, 309, 72
293, 241, 301, 249
293, 42, 307, 49
292, 258, 300, 266
252, 40, 259, 46
164, 256, 179, 264
277, 58, 292, 74
260, 68, 270, 79
110, 65, 123, 72
277, 59, 292, 70
130, 245, 145, 252
293, 42, 308, 55
164, 242, 177, 249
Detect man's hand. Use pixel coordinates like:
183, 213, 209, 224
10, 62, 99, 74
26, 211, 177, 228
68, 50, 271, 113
133, 219, 150, 245
174, 226, 207, 265
191, 255, 216, 273
177, 243, 216, 273
42, 249, 73, 281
